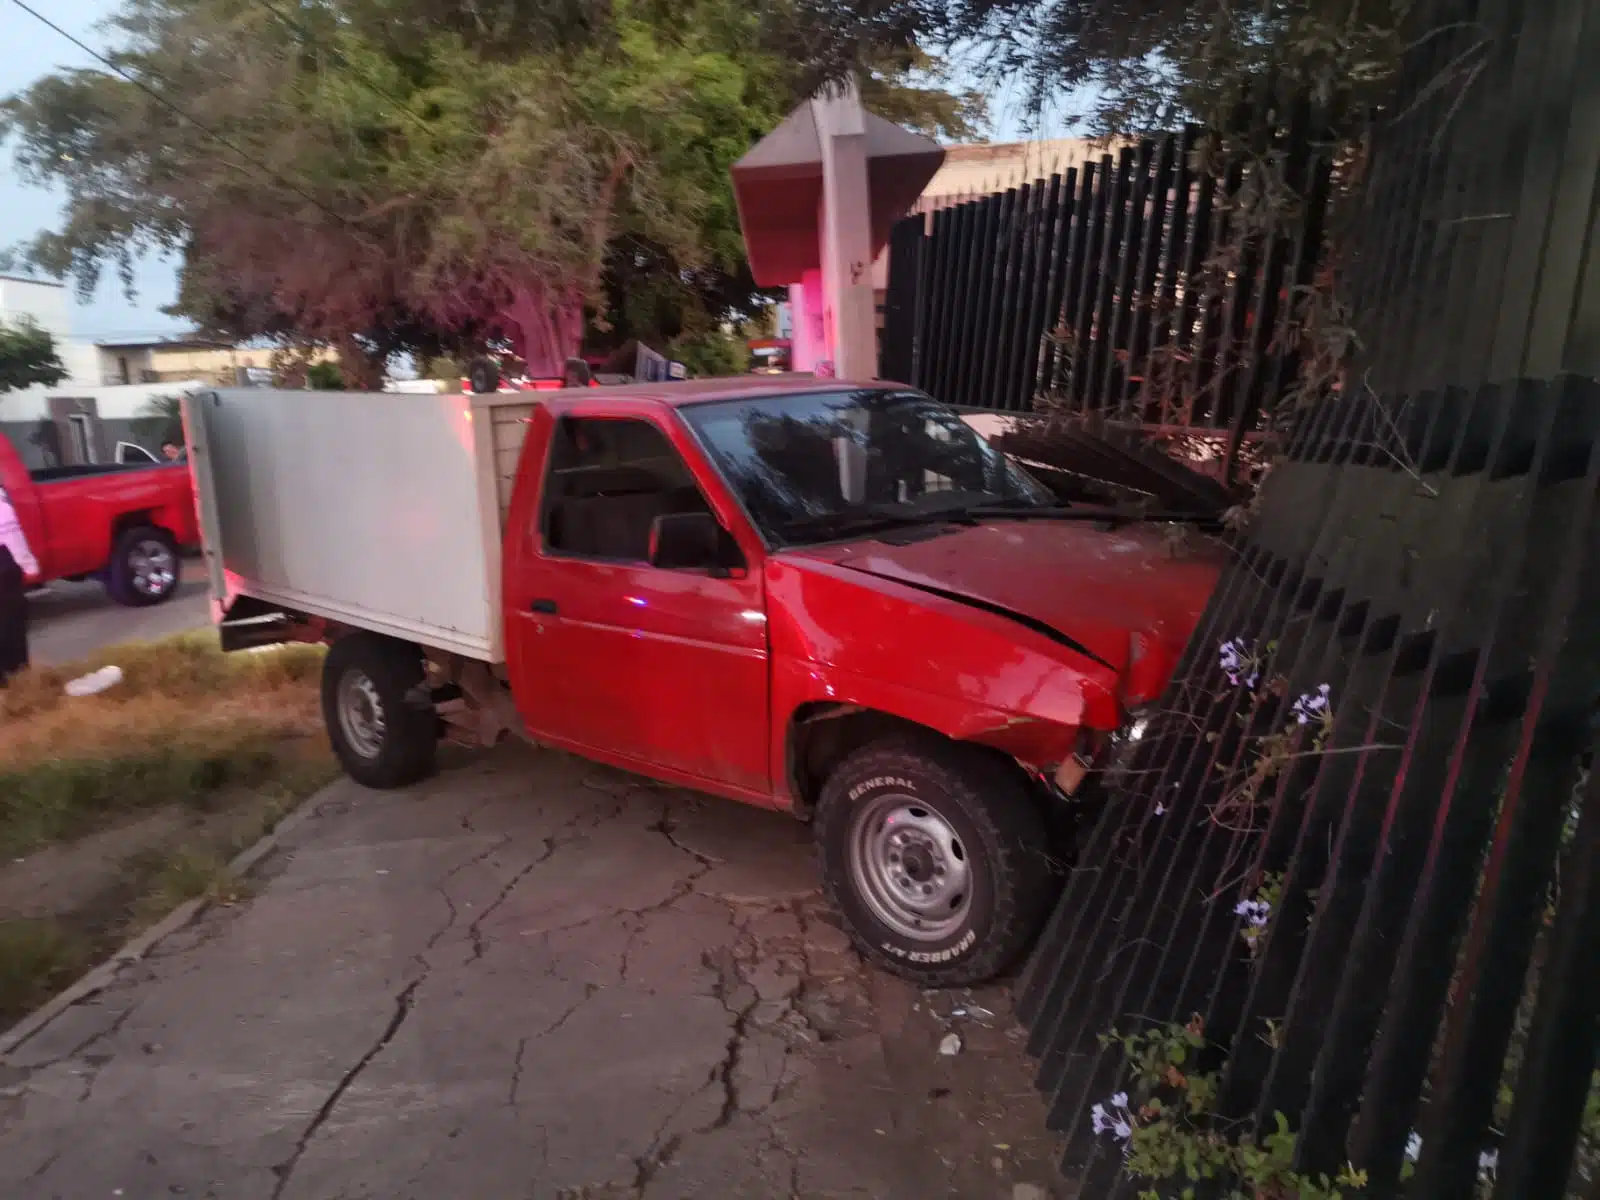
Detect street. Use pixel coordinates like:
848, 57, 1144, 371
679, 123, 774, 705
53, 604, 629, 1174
26, 561, 212, 666
0, 743, 1064, 1200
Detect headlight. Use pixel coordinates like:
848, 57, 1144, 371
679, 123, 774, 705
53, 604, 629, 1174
1099, 710, 1152, 789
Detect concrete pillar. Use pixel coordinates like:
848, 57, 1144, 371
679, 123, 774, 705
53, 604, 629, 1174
812, 83, 877, 380
788, 272, 826, 373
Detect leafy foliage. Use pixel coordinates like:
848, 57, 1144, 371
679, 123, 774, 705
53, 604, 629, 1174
305, 362, 346, 391
670, 328, 748, 378
0, 320, 67, 395
1097, 1017, 1374, 1200
3, 0, 982, 377
789, 0, 1410, 138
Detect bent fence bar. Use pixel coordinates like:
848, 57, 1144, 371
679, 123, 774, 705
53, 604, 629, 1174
1012, 0, 1600, 1196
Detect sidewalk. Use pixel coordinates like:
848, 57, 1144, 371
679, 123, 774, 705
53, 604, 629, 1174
0, 743, 1064, 1199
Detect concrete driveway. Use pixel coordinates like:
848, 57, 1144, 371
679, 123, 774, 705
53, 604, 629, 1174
27, 561, 212, 666
0, 744, 1063, 1200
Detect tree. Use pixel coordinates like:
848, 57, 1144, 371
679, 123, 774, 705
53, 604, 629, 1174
306, 362, 346, 390
671, 328, 749, 378
3, 0, 983, 379
0, 320, 67, 394
785, 0, 1405, 139
133, 393, 183, 448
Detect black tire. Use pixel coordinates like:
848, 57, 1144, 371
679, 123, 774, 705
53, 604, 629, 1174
815, 736, 1057, 988
321, 633, 438, 789
105, 525, 181, 607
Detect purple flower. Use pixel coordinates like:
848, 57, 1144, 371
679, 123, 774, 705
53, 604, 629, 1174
1218, 639, 1259, 689
1292, 683, 1332, 726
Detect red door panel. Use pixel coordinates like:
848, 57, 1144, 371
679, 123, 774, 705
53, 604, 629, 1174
502, 404, 772, 796
521, 556, 769, 792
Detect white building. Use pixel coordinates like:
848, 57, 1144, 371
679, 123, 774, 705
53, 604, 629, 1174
0, 274, 99, 390
0, 273, 204, 468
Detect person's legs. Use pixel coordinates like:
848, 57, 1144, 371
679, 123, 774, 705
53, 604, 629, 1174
0, 545, 28, 685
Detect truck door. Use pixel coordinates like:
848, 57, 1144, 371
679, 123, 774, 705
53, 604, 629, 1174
504, 412, 771, 796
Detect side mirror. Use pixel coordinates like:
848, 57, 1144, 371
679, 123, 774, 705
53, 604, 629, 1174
649, 512, 731, 572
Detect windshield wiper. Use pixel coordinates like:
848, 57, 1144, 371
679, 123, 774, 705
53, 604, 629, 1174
963, 503, 1222, 528
782, 506, 978, 541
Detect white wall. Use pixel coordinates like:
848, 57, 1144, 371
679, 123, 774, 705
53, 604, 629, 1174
0, 275, 102, 420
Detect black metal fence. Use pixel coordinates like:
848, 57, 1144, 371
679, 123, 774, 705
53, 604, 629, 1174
879, 112, 1331, 451
1012, 0, 1600, 1195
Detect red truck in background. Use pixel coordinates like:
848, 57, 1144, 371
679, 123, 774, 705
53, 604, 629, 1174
0, 432, 198, 606
188, 379, 1222, 985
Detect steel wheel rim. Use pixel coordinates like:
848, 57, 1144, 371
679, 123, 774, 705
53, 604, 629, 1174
337, 669, 386, 760
130, 540, 177, 597
847, 792, 973, 942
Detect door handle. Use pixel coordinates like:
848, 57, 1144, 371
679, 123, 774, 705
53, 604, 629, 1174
530, 598, 558, 615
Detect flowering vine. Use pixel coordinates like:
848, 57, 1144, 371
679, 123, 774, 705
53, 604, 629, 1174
1090, 1016, 1367, 1199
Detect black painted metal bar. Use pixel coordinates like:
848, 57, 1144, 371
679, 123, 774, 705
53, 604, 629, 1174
1124, 136, 1179, 424
1048, 163, 1099, 400
984, 185, 1027, 409
1079, 148, 1135, 417
996, 180, 1041, 412
918, 206, 953, 393
972, 187, 1017, 408
1019, 172, 1067, 410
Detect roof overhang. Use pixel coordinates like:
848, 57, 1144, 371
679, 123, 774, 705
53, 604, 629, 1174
732, 101, 945, 288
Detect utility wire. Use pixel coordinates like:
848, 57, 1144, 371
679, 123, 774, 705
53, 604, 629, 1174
248, 0, 436, 135
6, 0, 365, 235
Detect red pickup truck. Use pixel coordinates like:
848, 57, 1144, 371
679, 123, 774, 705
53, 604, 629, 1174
0, 432, 198, 605
190, 379, 1221, 984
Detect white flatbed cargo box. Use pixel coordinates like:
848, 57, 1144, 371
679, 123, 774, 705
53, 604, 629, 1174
184, 388, 538, 663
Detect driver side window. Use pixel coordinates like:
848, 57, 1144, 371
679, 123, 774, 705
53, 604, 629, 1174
540, 416, 714, 562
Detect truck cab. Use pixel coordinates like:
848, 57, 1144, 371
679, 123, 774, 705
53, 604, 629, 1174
0, 431, 197, 605
485, 382, 1220, 983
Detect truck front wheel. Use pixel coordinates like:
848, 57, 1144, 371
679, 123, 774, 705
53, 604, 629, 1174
106, 526, 180, 606
321, 633, 438, 789
815, 737, 1057, 988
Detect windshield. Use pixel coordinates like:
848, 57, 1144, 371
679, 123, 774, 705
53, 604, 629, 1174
680, 388, 1053, 547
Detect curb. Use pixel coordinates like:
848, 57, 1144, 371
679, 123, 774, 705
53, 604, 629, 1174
0, 783, 336, 1061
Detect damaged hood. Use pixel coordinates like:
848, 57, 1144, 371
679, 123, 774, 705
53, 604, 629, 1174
782, 519, 1224, 676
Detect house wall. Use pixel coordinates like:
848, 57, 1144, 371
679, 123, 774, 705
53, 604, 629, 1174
0, 380, 207, 470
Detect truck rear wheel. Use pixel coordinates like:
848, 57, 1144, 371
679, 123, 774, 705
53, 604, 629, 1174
815, 737, 1057, 988
106, 525, 180, 607
321, 633, 438, 789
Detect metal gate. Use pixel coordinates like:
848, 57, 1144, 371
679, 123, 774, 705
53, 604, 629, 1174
1011, 0, 1600, 1194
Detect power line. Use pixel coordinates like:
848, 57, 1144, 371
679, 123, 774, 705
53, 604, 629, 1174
6, 0, 366, 236
247, 0, 436, 135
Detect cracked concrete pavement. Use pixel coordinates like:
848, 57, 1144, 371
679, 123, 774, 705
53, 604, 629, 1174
0, 743, 1065, 1199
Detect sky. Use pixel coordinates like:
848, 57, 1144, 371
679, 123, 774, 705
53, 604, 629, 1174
1, 0, 191, 341
0, 0, 1079, 344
